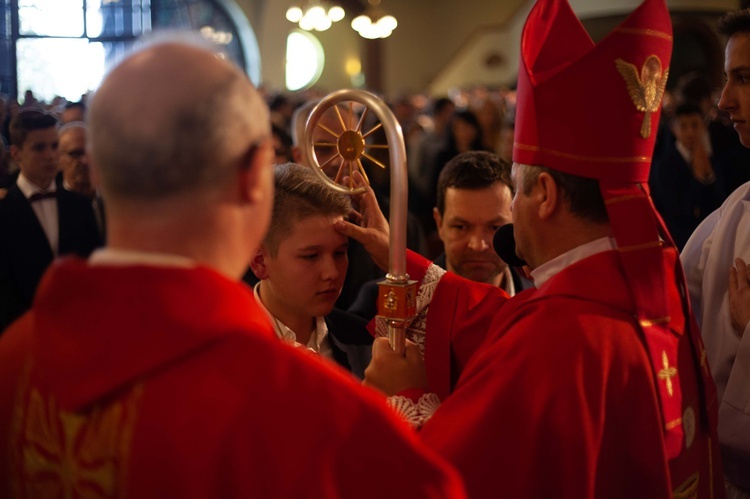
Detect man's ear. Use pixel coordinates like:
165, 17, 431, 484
9, 145, 21, 164
239, 139, 273, 204
249, 246, 270, 280
536, 172, 560, 221
433, 207, 446, 241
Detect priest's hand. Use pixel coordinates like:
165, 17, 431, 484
334, 172, 390, 272
729, 257, 750, 337
363, 338, 428, 396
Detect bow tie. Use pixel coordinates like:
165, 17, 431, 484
28, 190, 57, 203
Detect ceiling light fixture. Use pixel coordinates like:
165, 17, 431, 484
351, 0, 397, 39
286, 0, 345, 32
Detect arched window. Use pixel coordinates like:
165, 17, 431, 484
0, 0, 260, 102
285, 29, 324, 92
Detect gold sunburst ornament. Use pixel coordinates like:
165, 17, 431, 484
615, 55, 669, 139
304, 91, 404, 196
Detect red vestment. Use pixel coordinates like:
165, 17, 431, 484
403, 249, 723, 499
0, 258, 466, 498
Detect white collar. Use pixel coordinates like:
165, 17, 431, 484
501, 266, 516, 296
89, 248, 196, 268
17, 172, 56, 198
252, 282, 329, 352
675, 140, 692, 164
530, 237, 616, 288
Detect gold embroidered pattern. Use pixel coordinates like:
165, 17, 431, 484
384, 289, 398, 311
615, 55, 669, 138
658, 350, 678, 397
615, 27, 673, 41
604, 194, 643, 205
17, 383, 143, 498
639, 316, 671, 327
673, 472, 699, 499
665, 417, 683, 430
514, 143, 650, 163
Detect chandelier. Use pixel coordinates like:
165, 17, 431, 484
286, 0, 345, 32
351, 0, 397, 39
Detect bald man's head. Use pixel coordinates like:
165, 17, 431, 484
88, 42, 270, 202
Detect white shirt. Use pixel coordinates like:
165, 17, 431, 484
675, 131, 713, 165
681, 181, 750, 491
530, 237, 616, 288
89, 248, 195, 268
253, 282, 334, 360
500, 266, 517, 296
17, 173, 59, 255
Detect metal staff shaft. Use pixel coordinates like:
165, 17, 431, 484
305, 90, 416, 353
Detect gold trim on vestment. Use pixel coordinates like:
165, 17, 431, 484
618, 241, 662, 252
665, 418, 683, 430
604, 194, 644, 205
514, 143, 651, 163
615, 27, 673, 41
639, 316, 671, 327
672, 472, 699, 499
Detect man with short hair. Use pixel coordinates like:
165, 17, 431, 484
0, 110, 100, 332
340, 0, 724, 497
348, 151, 526, 321
58, 121, 94, 197
60, 100, 86, 124
58, 121, 106, 237
432, 151, 521, 291
0, 41, 465, 498
682, 8, 750, 498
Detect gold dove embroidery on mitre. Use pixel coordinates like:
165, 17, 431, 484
615, 55, 669, 139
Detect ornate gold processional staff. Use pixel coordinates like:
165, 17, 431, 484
303, 89, 416, 355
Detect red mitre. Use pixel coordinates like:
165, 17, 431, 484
514, 0, 716, 461
513, 0, 671, 182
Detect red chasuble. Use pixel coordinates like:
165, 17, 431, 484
0, 258, 465, 498
403, 248, 722, 499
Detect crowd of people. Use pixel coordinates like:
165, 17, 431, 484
1, 0, 750, 497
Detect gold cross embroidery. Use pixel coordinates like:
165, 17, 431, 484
658, 350, 678, 396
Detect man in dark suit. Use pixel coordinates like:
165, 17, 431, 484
58, 121, 106, 239
650, 102, 727, 250
0, 109, 101, 332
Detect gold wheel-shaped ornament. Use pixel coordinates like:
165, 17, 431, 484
303, 89, 406, 195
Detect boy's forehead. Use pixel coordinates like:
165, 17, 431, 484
284, 213, 346, 238
24, 127, 58, 144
